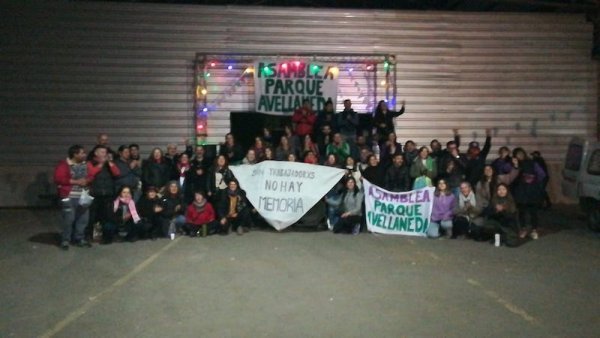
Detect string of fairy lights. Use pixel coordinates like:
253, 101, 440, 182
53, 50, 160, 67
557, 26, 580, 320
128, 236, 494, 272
194, 56, 396, 145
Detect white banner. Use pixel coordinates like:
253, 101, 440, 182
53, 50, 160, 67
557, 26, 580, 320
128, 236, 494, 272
254, 60, 339, 115
363, 179, 435, 236
230, 161, 345, 231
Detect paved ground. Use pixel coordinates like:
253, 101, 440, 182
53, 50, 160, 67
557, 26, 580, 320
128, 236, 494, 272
0, 205, 599, 338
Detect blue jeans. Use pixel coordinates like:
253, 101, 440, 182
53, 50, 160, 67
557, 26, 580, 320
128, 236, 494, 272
60, 197, 89, 243
427, 220, 453, 238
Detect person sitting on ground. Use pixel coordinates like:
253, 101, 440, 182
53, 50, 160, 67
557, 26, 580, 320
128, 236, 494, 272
512, 147, 546, 240
384, 153, 411, 192
481, 183, 520, 246
453, 181, 483, 239
427, 179, 455, 239
326, 133, 351, 165
217, 179, 252, 235
292, 99, 317, 138
158, 181, 186, 237
103, 185, 144, 243
136, 186, 163, 240
475, 164, 519, 217
333, 177, 364, 235
54, 144, 92, 250
183, 191, 220, 237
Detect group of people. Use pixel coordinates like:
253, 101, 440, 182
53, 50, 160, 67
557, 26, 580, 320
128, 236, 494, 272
54, 99, 551, 249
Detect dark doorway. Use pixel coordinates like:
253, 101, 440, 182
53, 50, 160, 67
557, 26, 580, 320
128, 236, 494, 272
230, 112, 292, 150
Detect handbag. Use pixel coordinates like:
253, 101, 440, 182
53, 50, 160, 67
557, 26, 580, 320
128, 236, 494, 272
78, 189, 94, 207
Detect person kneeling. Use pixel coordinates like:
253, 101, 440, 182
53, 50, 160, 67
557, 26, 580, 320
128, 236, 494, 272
333, 177, 363, 234
184, 191, 220, 237
217, 179, 252, 235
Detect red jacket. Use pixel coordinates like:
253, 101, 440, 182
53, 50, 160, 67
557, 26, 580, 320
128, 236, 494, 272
185, 203, 216, 225
54, 158, 92, 198
292, 108, 317, 136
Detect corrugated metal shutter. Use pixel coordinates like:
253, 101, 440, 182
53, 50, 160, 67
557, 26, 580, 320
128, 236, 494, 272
0, 1, 597, 206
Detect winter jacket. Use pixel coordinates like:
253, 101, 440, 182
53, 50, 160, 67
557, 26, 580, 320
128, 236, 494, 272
142, 159, 171, 190
338, 190, 364, 216
292, 108, 317, 137
431, 193, 455, 222
410, 157, 438, 180
336, 109, 359, 139
53, 158, 88, 198
512, 159, 546, 204
384, 164, 411, 192
114, 158, 140, 191
217, 190, 249, 219
88, 161, 120, 197
373, 105, 405, 139
185, 202, 216, 225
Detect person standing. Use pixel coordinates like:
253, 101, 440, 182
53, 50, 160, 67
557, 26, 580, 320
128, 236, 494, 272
512, 148, 546, 240
336, 99, 359, 145
384, 153, 411, 192
87, 145, 121, 241
372, 99, 405, 143
53, 145, 92, 250
219, 133, 244, 165
292, 99, 317, 138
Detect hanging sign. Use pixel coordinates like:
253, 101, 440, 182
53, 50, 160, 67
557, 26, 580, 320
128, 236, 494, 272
254, 60, 339, 115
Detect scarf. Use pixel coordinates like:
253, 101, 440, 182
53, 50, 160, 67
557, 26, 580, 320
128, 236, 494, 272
114, 197, 141, 223
177, 163, 190, 177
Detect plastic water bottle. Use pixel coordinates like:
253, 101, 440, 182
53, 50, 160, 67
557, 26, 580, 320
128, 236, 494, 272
494, 233, 501, 247
169, 221, 176, 240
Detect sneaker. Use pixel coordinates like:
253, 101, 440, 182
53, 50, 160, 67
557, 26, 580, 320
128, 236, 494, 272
352, 223, 360, 235
60, 241, 69, 250
530, 230, 539, 240
236, 226, 243, 235
76, 240, 92, 248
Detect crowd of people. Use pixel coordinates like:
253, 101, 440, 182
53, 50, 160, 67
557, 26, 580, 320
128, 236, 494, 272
54, 98, 551, 250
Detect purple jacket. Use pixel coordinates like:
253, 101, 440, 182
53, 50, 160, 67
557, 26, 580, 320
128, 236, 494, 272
431, 193, 455, 222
